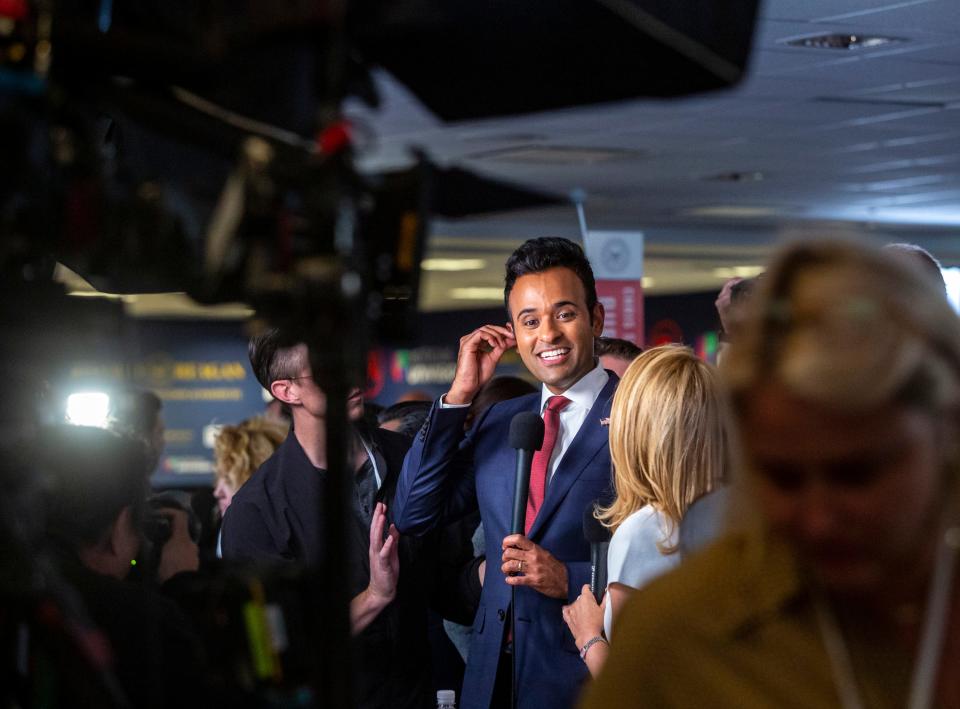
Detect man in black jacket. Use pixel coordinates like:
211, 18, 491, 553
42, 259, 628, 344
221, 328, 434, 709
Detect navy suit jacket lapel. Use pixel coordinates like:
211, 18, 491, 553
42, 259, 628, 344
527, 374, 617, 540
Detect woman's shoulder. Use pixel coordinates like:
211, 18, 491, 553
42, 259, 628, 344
612, 506, 666, 542
607, 507, 679, 587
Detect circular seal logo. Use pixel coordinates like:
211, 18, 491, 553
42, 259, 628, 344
600, 237, 630, 274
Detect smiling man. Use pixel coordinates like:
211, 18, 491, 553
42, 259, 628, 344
393, 237, 618, 709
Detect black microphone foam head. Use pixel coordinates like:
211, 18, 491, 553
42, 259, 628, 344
509, 411, 544, 451
583, 501, 612, 543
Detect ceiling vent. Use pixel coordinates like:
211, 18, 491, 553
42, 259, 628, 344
466, 145, 646, 165
784, 34, 905, 50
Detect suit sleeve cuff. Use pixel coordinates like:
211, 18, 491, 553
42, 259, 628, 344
439, 394, 472, 409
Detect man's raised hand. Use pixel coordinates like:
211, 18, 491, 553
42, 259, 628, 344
715, 277, 744, 335
445, 325, 516, 405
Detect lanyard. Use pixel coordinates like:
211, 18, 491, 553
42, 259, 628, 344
359, 436, 382, 490
814, 526, 959, 709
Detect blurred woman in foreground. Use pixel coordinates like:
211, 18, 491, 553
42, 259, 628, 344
562, 345, 730, 676
582, 239, 960, 708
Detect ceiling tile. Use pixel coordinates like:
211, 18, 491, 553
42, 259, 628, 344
814, 0, 959, 36
761, 0, 937, 23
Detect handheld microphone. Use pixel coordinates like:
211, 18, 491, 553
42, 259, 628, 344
583, 502, 612, 602
509, 412, 545, 535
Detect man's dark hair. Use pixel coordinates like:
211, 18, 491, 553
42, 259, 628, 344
363, 402, 385, 431
465, 376, 538, 431
38, 425, 149, 549
378, 401, 431, 438
595, 336, 643, 361
504, 237, 598, 317
248, 328, 306, 390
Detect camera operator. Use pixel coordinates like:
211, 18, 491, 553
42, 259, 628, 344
137, 494, 203, 586
37, 424, 205, 709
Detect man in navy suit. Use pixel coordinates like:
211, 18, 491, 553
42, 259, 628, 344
393, 237, 617, 709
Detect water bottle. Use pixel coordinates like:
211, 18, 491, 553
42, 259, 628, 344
436, 689, 456, 709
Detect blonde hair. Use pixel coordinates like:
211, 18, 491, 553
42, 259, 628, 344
724, 238, 960, 414
597, 345, 730, 553
214, 416, 288, 492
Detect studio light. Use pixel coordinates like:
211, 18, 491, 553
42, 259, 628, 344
65, 392, 111, 428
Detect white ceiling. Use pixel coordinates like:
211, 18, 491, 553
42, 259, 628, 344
346, 0, 960, 308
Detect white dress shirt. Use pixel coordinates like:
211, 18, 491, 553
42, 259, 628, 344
539, 363, 609, 483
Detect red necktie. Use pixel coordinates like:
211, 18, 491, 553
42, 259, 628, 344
525, 395, 571, 534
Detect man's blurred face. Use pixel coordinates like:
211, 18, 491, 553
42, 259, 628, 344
742, 382, 945, 597
508, 267, 604, 394
287, 345, 364, 421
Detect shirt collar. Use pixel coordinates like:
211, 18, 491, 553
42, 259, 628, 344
540, 362, 609, 414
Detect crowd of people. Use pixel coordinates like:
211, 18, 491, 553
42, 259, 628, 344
12, 234, 960, 708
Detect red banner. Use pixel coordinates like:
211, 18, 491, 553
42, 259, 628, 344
597, 280, 645, 347
584, 231, 645, 348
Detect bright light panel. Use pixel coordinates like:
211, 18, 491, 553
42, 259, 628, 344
449, 287, 505, 300
66, 392, 111, 428
421, 258, 487, 271
712, 266, 765, 279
